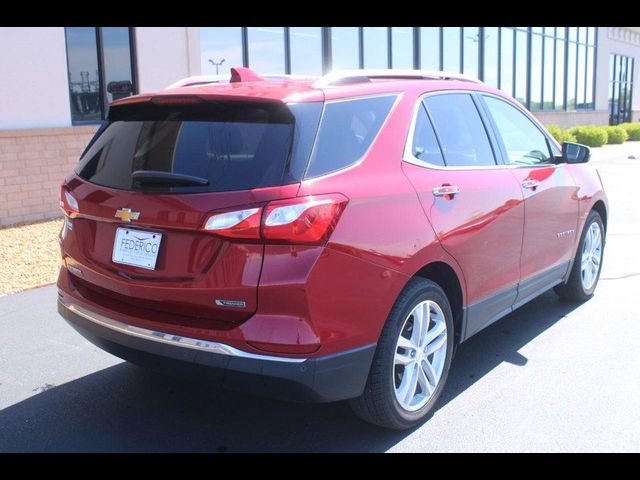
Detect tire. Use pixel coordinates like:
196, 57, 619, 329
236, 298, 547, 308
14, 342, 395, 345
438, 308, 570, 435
349, 277, 455, 430
554, 209, 605, 301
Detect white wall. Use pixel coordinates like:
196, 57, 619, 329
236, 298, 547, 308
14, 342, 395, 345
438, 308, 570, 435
134, 27, 201, 93
0, 27, 72, 130
595, 27, 640, 117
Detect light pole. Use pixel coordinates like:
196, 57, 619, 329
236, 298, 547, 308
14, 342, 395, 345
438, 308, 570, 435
209, 58, 226, 75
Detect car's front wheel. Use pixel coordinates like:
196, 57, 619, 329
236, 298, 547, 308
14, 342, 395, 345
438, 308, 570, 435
349, 277, 454, 430
554, 209, 605, 301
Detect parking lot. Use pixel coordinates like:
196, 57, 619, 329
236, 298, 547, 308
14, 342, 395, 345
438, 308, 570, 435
1, 143, 639, 452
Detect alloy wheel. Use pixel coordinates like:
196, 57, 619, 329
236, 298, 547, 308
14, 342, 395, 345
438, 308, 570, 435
581, 221, 602, 290
393, 300, 448, 412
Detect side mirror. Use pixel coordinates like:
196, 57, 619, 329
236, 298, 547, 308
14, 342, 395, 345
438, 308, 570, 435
558, 142, 591, 164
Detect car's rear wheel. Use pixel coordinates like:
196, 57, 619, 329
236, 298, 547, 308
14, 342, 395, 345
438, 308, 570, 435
554, 209, 605, 301
349, 277, 454, 430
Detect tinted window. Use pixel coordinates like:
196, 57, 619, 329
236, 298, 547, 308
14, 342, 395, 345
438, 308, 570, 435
76, 102, 322, 193
411, 105, 445, 167
483, 96, 553, 165
305, 95, 397, 178
424, 94, 496, 167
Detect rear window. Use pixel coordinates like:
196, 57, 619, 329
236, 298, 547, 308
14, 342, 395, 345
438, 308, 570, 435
304, 95, 398, 178
75, 101, 321, 193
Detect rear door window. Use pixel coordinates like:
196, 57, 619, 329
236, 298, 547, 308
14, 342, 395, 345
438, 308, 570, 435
75, 101, 321, 193
304, 95, 398, 178
411, 103, 445, 167
424, 93, 496, 167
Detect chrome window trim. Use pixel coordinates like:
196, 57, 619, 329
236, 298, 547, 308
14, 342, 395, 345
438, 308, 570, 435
402, 89, 562, 171
59, 297, 307, 364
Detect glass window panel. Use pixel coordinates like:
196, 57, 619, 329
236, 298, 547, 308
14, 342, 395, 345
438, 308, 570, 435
568, 27, 578, 43
483, 96, 553, 166
588, 27, 597, 46
514, 29, 528, 105
500, 28, 514, 95
556, 27, 566, 40
200, 27, 243, 76
331, 27, 360, 70
101, 27, 134, 105
442, 27, 461, 72
532, 27, 543, 35
65, 27, 101, 122
306, 95, 397, 178
555, 39, 565, 110
483, 27, 499, 87
544, 27, 555, 36
424, 93, 496, 167
411, 105, 445, 167
585, 46, 594, 108
363, 27, 388, 69
543, 36, 555, 109
578, 27, 587, 44
530, 34, 542, 109
289, 27, 322, 75
576, 43, 586, 108
420, 27, 440, 70
247, 27, 285, 74
463, 27, 479, 78
392, 27, 413, 69
567, 42, 577, 109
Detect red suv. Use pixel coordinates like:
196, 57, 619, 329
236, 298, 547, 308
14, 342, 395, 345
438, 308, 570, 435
57, 67, 608, 429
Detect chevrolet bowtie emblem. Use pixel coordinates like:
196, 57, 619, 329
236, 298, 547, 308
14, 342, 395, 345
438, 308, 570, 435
115, 208, 140, 222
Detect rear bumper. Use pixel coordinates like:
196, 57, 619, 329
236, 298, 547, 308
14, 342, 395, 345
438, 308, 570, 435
57, 294, 376, 403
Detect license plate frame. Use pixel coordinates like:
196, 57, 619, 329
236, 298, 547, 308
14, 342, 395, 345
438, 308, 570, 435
112, 227, 163, 270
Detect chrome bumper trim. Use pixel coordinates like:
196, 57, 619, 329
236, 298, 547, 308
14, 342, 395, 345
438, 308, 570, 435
59, 297, 306, 364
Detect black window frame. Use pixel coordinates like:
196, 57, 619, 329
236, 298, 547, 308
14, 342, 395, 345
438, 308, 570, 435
609, 53, 635, 125
64, 27, 138, 126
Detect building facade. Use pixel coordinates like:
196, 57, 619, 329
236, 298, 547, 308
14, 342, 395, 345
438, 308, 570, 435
0, 26, 639, 226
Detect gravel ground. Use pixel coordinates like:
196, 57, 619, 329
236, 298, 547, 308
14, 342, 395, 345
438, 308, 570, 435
0, 218, 63, 295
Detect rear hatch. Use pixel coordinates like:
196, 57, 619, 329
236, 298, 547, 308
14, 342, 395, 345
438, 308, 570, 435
61, 97, 322, 324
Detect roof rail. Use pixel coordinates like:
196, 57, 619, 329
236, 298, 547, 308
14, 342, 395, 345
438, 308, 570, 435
313, 69, 483, 88
168, 68, 272, 89
165, 74, 227, 89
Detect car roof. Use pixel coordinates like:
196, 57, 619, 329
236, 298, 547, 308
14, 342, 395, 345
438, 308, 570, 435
111, 68, 505, 108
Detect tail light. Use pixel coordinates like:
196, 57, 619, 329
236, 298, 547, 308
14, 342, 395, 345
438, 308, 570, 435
202, 194, 348, 245
203, 207, 261, 239
60, 186, 79, 216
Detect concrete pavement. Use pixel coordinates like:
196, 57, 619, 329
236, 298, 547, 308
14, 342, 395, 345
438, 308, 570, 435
1, 143, 640, 452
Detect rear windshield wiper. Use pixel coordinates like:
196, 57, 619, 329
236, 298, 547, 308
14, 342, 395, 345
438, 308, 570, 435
131, 170, 210, 186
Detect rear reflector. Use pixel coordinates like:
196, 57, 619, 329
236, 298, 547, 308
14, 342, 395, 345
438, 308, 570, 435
201, 194, 348, 245
247, 340, 320, 355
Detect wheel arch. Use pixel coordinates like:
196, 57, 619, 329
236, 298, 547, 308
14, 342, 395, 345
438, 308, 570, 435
591, 200, 608, 234
413, 261, 464, 344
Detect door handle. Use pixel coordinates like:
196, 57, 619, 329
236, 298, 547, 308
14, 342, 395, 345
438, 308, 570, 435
521, 179, 540, 190
432, 185, 460, 199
